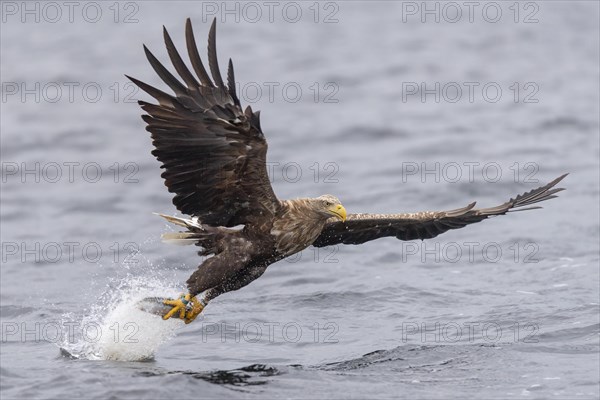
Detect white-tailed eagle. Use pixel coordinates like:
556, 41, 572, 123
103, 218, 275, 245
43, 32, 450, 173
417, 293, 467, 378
127, 19, 566, 323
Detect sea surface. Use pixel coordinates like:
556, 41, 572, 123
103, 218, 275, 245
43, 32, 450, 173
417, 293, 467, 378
1, 1, 599, 399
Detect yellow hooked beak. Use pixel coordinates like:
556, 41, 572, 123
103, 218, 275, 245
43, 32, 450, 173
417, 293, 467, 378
328, 204, 347, 221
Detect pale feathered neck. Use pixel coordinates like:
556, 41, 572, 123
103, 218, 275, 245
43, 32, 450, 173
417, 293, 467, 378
279, 198, 326, 221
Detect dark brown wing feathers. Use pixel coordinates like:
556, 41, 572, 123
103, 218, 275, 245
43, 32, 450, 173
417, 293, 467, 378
207, 20, 225, 88
127, 18, 278, 227
227, 58, 241, 107
185, 18, 213, 87
162, 25, 200, 88
313, 174, 567, 247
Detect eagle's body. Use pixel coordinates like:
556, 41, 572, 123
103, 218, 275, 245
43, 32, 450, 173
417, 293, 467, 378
128, 19, 566, 323
160, 196, 344, 303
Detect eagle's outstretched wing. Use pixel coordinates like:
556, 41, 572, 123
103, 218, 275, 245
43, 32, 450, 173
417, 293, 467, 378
127, 18, 278, 227
313, 174, 567, 247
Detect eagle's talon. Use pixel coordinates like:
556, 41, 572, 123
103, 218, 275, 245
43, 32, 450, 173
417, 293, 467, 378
162, 293, 204, 323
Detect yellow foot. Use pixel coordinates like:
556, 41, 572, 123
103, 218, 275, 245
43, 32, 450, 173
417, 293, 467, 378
162, 293, 204, 324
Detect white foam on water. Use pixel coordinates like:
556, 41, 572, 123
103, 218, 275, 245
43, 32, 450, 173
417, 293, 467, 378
60, 275, 184, 361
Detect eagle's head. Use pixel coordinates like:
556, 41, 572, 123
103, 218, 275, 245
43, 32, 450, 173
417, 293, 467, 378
314, 194, 347, 221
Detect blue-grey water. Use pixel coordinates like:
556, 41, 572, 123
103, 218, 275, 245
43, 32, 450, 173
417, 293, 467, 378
1, 1, 599, 399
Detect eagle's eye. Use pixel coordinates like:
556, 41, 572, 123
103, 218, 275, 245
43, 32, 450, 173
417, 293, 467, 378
324, 200, 332, 207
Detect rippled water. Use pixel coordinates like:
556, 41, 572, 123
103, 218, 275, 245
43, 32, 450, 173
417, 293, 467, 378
1, 1, 599, 399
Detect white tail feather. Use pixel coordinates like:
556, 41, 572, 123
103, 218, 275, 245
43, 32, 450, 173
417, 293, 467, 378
160, 232, 198, 246
154, 213, 203, 229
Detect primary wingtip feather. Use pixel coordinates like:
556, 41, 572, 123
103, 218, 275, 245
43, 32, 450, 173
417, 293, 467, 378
207, 17, 225, 88
185, 17, 213, 87
510, 173, 568, 209
163, 24, 200, 88
227, 58, 240, 106
126, 74, 175, 107
143, 44, 187, 95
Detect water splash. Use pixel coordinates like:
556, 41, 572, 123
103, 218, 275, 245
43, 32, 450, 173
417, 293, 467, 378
59, 275, 184, 361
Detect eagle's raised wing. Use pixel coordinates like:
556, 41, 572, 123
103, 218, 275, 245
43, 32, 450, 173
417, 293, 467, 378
313, 174, 567, 247
127, 18, 278, 227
